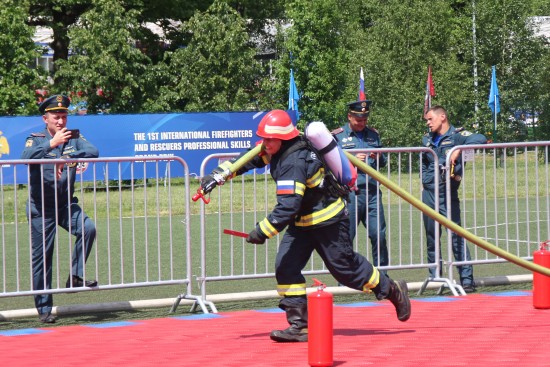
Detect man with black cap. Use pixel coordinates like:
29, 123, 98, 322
22, 94, 99, 323
333, 100, 389, 272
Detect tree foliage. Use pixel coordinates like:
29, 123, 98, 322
264, 0, 362, 129
2, 0, 548, 144
271, 0, 548, 145
472, 0, 548, 142
54, 0, 151, 113
144, 0, 261, 112
356, 0, 468, 147
26, 0, 211, 67
0, 1, 45, 115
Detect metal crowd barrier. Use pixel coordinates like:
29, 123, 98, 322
196, 148, 447, 304
0, 156, 214, 314
2, 142, 548, 316
197, 143, 549, 307
428, 142, 550, 292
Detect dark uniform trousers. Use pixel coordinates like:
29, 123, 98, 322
27, 198, 96, 314
276, 214, 390, 310
348, 185, 388, 268
421, 183, 473, 285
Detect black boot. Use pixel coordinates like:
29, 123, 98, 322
387, 279, 411, 322
270, 305, 308, 342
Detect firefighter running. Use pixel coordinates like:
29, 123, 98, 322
200, 110, 411, 342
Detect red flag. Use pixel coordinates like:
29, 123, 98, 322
423, 65, 436, 119
358, 67, 366, 100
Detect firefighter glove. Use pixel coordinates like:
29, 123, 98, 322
246, 228, 266, 244
200, 174, 218, 195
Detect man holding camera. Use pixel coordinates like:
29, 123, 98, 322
21, 94, 99, 323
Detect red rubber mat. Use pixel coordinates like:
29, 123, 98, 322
1, 291, 549, 366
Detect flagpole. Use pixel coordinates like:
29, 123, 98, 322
493, 101, 497, 142
472, 0, 479, 116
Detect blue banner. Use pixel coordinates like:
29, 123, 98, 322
0, 111, 290, 183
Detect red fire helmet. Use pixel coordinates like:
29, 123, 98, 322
256, 110, 299, 140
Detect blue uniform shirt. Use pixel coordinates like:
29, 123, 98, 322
21, 128, 99, 208
334, 124, 387, 188
421, 125, 487, 189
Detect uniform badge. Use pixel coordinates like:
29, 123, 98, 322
25, 139, 33, 147
460, 131, 473, 136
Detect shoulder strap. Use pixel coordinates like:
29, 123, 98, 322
279, 138, 308, 162
331, 127, 344, 135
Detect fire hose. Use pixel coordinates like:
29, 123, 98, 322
192, 144, 264, 203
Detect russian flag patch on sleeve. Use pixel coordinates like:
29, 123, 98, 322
276, 180, 295, 195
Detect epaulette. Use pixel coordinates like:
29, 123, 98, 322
451, 127, 469, 136
30, 133, 46, 137
331, 127, 344, 135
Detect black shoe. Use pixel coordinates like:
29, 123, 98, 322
270, 326, 308, 342
66, 275, 98, 288
462, 284, 477, 293
388, 279, 411, 322
39, 312, 56, 324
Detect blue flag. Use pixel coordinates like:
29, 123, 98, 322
488, 65, 500, 114
288, 69, 300, 120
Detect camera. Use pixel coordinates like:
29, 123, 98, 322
68, 129, 80, 139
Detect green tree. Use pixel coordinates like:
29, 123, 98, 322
474, 0, 549, 142
266, 0, 360, 128
350, 0, 469, 147
27, 0, 211, 71
529, 0, 550, 14
145, 0, 261, 112
54, 0, 151, 113
0, 1, 46, 116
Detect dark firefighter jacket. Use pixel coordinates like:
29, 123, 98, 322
215, 136, 346, 240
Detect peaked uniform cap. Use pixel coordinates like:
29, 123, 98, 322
347, 100, 371, 117
39, 95, 70, 115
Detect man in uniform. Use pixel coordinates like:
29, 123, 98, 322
22, 95, 99, 323
200, 109, 411, 343
333, 100, 389, 271
422, 105, 487, 293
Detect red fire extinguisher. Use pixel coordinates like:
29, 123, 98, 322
308, 278, 333, 367
533, 240, 550, 309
